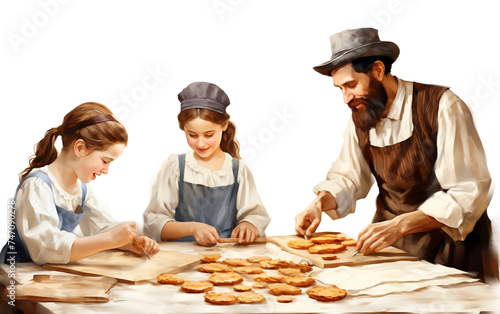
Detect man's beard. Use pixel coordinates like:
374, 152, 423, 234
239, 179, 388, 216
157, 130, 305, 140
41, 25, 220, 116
349, 77, 388, 132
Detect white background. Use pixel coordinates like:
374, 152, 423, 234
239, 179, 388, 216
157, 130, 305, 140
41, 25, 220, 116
1, 0, 499, 261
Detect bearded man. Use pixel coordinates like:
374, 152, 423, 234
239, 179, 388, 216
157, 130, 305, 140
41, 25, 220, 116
295, 28, 498, 282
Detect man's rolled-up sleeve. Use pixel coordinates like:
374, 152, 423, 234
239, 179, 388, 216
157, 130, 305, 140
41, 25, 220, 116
418, 90, 492, 241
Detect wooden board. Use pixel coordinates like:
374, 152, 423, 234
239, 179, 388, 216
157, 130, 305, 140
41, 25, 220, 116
44, 250, 201, 284
267, 232, 419, 268
16, 275, 117, 303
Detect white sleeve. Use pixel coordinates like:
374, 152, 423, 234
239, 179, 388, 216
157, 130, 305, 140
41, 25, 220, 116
235, 160, 271, 237
418, 90, 492, 241
79, 184, 119, 236
14, 178, 78, 264
313, 119, 374, 220
143, 154, 180, 241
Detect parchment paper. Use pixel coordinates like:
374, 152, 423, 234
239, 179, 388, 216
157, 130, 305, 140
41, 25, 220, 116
16, 274, 117, 303
311, 260, 479, 296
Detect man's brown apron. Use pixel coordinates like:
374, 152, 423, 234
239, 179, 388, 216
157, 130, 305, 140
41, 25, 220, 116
355, 82, 498, 281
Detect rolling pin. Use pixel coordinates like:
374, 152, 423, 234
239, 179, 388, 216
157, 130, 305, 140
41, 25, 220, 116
219, 237, 267, 244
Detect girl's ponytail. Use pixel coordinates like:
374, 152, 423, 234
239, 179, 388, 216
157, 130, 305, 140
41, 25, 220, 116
221, 121, 240, 159
20, 127, 60, 182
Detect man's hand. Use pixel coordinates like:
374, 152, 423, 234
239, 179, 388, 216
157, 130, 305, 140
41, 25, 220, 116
231, 221, 259, 243
295, 205, 322, 237
356, 211, 445, 254
355, 219, 400, 255
295, 191, 337, 237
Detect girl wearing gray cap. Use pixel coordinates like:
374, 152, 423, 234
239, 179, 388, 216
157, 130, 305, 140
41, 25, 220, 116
143, 82, 271, 246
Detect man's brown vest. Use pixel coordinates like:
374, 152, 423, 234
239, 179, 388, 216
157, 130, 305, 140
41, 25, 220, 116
355, 82, 498, 282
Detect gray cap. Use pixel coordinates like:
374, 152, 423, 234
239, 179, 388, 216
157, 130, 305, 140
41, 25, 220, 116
178, 82, 230, 114
313, 28, 399, 76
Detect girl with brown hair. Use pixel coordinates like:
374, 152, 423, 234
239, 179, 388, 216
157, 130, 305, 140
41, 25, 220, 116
143, 82, 270, 246
1, 102, 159, 264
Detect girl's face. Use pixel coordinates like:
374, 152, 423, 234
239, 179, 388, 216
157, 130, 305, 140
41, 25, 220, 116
75, 142, 126, 183
184, 117, 227, 160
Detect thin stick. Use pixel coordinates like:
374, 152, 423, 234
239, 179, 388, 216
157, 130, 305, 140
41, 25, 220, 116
219, 238, 267, 244
132, 235, 151, 260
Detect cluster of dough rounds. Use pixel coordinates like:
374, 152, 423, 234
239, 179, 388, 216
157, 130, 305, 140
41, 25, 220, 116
157, 252, 347, 305
287, 234, 357, 260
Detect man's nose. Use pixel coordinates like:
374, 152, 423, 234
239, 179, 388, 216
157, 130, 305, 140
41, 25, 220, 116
343, 91, 355, 105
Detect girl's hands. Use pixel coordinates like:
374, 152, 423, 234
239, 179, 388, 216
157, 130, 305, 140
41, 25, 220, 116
108, 222, 159, 256
192, 222, 221, 246
108, 221, 138, 249
130, 235, 160, 256
231, 221, 258, 243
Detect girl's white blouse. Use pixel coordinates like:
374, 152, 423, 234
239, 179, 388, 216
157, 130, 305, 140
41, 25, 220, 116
143, 151, 271, 241
14, 166, 118, 264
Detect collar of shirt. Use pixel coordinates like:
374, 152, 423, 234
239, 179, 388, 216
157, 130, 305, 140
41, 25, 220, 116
368, 77, 414, 147
183, 151, 235, 187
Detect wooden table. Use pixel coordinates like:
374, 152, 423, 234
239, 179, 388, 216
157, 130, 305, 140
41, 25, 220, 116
1, 241, 498, 313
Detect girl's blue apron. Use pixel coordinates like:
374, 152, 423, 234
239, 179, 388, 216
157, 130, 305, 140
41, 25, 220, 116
174, 154, 239, 241
1, 172, 87, 263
